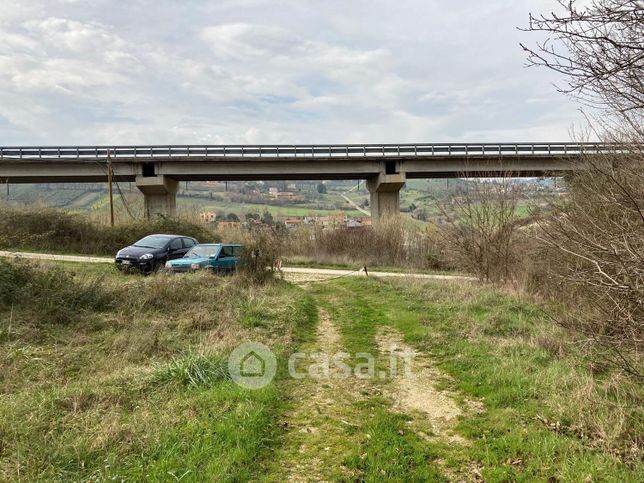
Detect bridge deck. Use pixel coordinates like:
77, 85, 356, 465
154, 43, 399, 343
0, 142, 609, 183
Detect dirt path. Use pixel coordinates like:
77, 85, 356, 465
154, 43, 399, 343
0, 250, 113, 264
340, 193, 370, 216
281, 266, 475, 282
269, 301, 485, 481
0, 250, 476, 282
269, 309, 366, 481
376, 327, 484, 479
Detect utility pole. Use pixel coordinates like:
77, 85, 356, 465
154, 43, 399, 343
4, 179, 8, 203
107, 149, 114, 227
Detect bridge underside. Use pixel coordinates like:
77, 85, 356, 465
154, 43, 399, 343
0, 155, 576, 184
0, 153, 579, 222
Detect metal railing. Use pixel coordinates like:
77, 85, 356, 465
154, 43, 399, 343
0, 142, 617, 160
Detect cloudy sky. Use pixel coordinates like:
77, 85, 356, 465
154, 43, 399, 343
0, 0, 586, 145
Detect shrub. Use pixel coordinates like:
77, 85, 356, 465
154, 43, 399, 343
237, 225, 285, 284
534, 149, 644, 378
0, 206, 219, 255
436, 176, 524, 283
283, 217, 450, 270
0, 259, 113, 324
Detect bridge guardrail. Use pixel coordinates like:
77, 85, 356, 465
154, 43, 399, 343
0, 143, 617, 160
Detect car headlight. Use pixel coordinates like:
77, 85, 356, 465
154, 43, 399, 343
165, 261, 171, 268
139, 253, 154, 260
191, 263, 201, 270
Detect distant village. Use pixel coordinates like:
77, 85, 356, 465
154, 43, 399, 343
199, 210, 372, 230
185, 180, 373, 229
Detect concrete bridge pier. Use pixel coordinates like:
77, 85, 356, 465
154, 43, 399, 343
366, 172, 406, 224
135, 175, 178, 219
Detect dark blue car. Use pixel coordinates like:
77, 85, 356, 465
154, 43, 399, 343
115, 234, 198, 274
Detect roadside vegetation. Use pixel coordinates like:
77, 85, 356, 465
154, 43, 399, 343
0, 205, 219, 256
283, 217, 451, 271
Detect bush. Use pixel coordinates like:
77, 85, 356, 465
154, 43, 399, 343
436, 176, 524, 283
284, 217, 450, 270
533, 149, 644, 378
237, 225, 285, 284
0, 206, 220, 255
0, 259, 114, 324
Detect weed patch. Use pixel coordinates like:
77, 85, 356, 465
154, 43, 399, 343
0, 259, 114, 324
151, 353, 230, 388
0, 205, 219, 255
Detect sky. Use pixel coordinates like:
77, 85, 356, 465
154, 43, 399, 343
0, 0, 587, 145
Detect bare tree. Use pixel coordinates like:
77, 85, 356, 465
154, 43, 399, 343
520, 0, 644, 133
437, 174, 523, 283
535, 142, 644, 377
520, 0, 643, 377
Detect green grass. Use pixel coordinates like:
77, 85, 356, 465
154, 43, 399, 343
262, 278, 447, 481
290, 282, 449, 480
311, 278, 643, 482
343, 400, 446, 482
1, 258, 640, 481
0, 260, 317, 482
180, 197, 364, 218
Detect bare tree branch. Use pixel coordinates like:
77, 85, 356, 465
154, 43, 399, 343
520, 0, 644, 133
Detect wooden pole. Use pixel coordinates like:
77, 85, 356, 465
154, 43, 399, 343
107, 149, 114, 227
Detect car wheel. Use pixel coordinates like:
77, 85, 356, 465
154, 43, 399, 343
140, 261, 156, 276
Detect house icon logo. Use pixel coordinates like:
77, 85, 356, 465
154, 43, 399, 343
228, 342, 277, 389
240, 351, 265, 377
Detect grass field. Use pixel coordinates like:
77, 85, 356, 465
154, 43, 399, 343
178, 197, 364, 218
0, 261, 316, 481
6, 184, 365, 219
0, 261, 640, 481
6, 186, 104, 209
303, 278, 642, 481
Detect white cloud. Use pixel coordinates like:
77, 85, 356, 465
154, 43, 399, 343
202, 23, 300, 59
0, 0, 585, 145
22, 17, 122, 52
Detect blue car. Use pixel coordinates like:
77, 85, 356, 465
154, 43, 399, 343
165, 243, 242, 274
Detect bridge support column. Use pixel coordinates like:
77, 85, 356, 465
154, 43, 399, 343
366, 172, 406, 225
136, 175, 178, 219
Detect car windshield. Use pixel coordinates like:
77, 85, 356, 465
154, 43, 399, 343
134, 235, 171, 249
184, 245, 219, 258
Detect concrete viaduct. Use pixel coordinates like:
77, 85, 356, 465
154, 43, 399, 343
0, 143, 605, 221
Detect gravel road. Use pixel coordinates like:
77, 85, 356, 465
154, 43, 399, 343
0, 250, 475, 282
